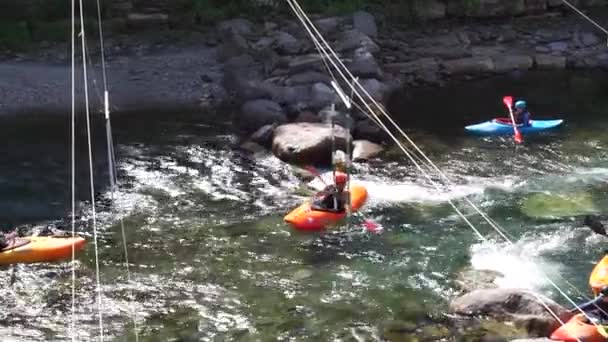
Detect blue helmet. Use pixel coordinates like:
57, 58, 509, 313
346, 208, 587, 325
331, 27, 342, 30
515, 100, 527, 109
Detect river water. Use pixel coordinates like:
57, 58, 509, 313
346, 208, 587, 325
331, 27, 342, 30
1, 70, 608, 341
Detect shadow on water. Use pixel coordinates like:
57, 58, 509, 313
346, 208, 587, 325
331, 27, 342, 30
0, 109, 232, 228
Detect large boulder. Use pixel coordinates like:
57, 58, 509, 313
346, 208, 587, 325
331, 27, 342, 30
240, 99, 287, 133
359, 78, 390, 102
352, 11, 377, 38
309, 83, 338, 110
285, 71, 331, 86
450, 288, 573, 337
217, 18, 254, 36
274, 31, 301, 55
348, 48, 383, 79
335, 29, 380, 54
442, 57, 495, 75
272, 123, 352, 165
352, 140, 383, 161
493, 55, 534, 73
534, 54, 566, 69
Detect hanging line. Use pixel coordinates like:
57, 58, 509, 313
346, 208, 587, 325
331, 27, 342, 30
92, 0, 140, 339
287, 0, 595, 335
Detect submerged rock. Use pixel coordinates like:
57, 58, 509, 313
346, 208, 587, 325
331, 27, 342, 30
450, 288, 573, 337
455, 268, 504, 293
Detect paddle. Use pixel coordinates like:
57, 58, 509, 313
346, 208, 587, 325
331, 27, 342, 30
304, 165, 382, 233
502, 96, 523, 144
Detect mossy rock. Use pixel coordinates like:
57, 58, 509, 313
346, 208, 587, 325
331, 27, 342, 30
521, 191, 598, 219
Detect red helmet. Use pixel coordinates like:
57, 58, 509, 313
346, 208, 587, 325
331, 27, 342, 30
335, 172, 348, 185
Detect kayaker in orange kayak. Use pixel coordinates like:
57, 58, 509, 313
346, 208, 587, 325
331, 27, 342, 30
311, 171, 348, 213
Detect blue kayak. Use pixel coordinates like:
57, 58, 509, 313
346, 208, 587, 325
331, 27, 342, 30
465, 118, 564, 136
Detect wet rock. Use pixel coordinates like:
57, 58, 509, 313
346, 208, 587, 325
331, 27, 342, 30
239, 140, 266, 154
126, 13, 169, 29
442, 57, 494, 75
217, 33, 250, 62
450, 288, 573, 336
240, 99, 287, 133
352, 140, 383, 161
275, 31, 300, 55
359, 78, 389, 102
547, 41, 569, 52
269, 85, 310, 109
493, 55, 533, 73
217, 18, 254, 36
414, 0, 446, 20
472, 46, 506, 57
318, 106, 355, 130
414, 46, 472, 59
384, 58, 439, 75
285, 71, 331, 86
335, 30, 380, 54
354, 119, 384, 143
534, 54, 566, 69
525, 0, 547, 13
288, 54, 326, 74
272, 123, 352, 165
581, 32, 600, 46
348, 48, 383, 79
252, 36, 275, 51
352, 11, 377, 38
294, 111, 321, 123
451, 288, 568, 318
250, 123, 276, 148
455, 268, 504, 293
309, 82, 337, 110
314, 17, 342, 35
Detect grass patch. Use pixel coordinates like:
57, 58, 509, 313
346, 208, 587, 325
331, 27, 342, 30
0, 21, 31, 49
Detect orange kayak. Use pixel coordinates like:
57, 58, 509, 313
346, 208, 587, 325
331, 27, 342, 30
551, 313, 608, 342
284, 184, 368, 231
0, 236, 86, 265
590, 253, 608, 297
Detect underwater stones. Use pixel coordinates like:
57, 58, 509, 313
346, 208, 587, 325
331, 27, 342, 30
521, 192, 598, 219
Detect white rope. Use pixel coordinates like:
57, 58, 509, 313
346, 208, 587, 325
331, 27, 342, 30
92, 0, 140, 339
287, 0, 598, 336
560, 0, 608, 39
70, 0, 77, 339
77, 1, 105, 339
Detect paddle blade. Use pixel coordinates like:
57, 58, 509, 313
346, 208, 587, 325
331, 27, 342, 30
363, 220, 383, 233
304, 165, 320, 177
514, 130, 523, 144
502, 96, 513, 108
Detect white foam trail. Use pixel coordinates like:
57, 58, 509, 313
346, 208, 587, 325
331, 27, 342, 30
470, 232, 568, 290
306, 171, 514, 205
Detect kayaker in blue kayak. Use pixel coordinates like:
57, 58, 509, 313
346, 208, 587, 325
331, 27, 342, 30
513, 100, 531, 126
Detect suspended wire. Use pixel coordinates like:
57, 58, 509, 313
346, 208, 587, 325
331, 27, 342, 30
77, 0, 105, 339
70, 0, 77, 339
287, 0, 597, 335
92, 0, 140, 339
560, 0, 608, 38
